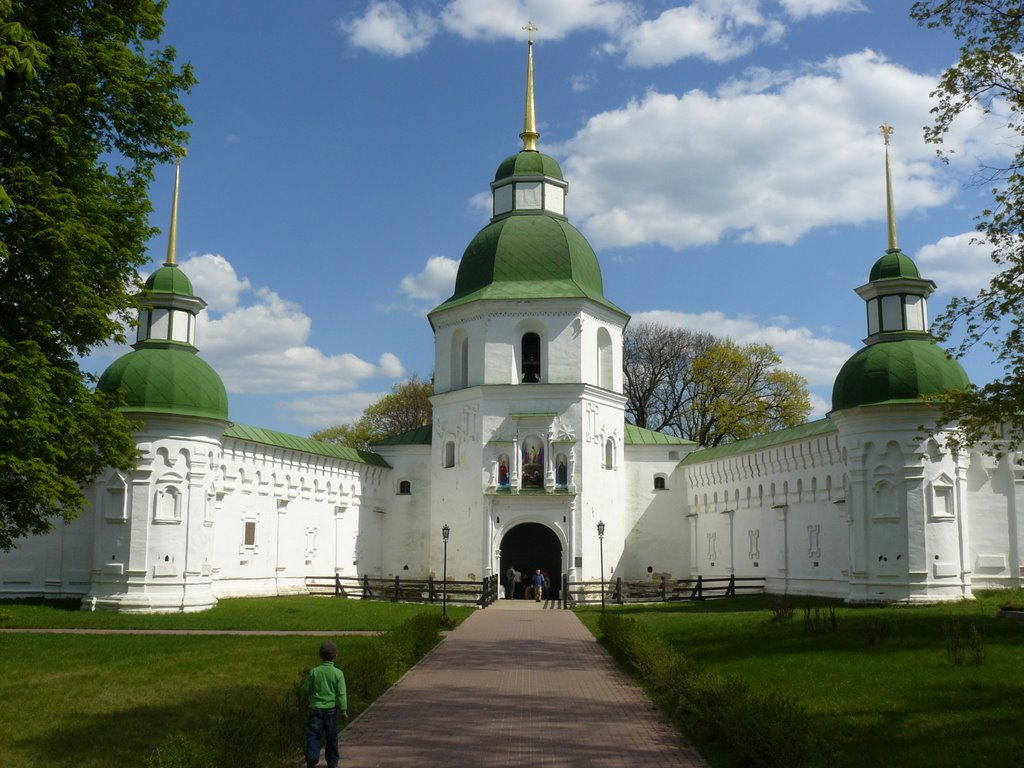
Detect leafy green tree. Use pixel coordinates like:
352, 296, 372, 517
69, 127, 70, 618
623, 321, 810, 447
684, 340, 810, 448
313, 376, 433, 449
0, 0, 194, 550
911, 1, 1024, 450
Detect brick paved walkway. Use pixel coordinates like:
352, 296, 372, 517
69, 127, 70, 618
331, 600, 707, 767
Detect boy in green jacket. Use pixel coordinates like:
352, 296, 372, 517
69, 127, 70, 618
300, 641, 348, 768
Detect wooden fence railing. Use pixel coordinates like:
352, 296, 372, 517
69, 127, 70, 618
561, 574, 765, 608
305, 573, 499, 608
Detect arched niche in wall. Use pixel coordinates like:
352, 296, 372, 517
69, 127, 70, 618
450, 329, 469, 390
521, 435, 544, 489
596, 327, 613, 389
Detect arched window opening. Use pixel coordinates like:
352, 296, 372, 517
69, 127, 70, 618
443, 441, 456, 468
398, 480, 411, 495
460, 337, 469, 388
604, 438, 615, 470
521, 332, 541, 383
450, 331, 469, 390
654, 475, 667, 490
597, 327, 613, 389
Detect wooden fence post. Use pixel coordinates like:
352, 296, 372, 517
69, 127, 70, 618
428, 575, 435, 603
334, 574, 342, 597
615, 576, 623, 605
689, 575, 703, 600
393, 575, 400, 602
362, 574, 371, 600
660, 576, 667, 601
726, 574, 736, 598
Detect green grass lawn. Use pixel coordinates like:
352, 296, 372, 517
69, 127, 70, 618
0, 597, 473, 768
578, 591, 1024, 768
0, 594, 472, 630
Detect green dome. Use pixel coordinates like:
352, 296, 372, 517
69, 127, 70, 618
494, 150, 564, 182
145, 264, 194, 296
869, 249, 920, 281
98, 347, 228, 421
831, 339, 969, 411
435, 213, 623, 315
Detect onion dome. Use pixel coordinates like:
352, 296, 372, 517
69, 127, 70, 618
431, 26, 624, 320
832, 339, 969, 411
97, 158, 229, 422
831, 125, 968, 412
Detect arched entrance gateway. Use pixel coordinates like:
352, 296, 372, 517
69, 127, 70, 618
499, 523, 561, 600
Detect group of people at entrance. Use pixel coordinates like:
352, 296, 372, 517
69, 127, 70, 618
505, 566, 551, 601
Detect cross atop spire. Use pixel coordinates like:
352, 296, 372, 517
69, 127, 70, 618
880, 124, 898, 252
523, 20, 538, 44
520, 21, 539, 151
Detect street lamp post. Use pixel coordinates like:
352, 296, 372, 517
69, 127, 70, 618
441, 523, 450, 617
597, 520, 605, 612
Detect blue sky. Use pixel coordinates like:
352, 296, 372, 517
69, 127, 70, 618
88, 1, 1006, 437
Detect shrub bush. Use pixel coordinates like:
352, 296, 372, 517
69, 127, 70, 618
599, 612, 828, 768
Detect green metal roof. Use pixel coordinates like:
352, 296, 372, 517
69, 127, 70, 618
624, 424, 696, 446
869, 249, 920, 281
144, 264, 195, 296
432, 214, 625, 316
372, 424, 433, 446
681, 418, 837, 465
225, 423, 391, 467
494, 150, 564, 182
98, 347, 228, 421
831, 338, 970, 411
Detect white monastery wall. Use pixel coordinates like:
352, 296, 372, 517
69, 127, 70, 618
682, 427, 849, 598
620, 444, 695, 581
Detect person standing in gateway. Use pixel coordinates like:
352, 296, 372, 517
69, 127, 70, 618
533, 568, 545, 603
506, 565, 516, 599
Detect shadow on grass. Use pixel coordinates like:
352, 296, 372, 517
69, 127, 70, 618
6, 684, 303, 768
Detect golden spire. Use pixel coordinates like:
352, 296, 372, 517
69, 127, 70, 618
881, 123, 898, 252
164, 153, 183, 266
520, 21, 539, 152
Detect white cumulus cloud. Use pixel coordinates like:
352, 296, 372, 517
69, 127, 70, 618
179, 255, 406, 395
780, 0, 866, 20
338, 1, 437, 56
611, 1, 783, 67
914, 232, 998, 297
399, 255, 460, 301
557, 50, 1011, 251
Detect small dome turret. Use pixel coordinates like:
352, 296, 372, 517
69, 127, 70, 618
831, 125, 968, 412
98, 157, 228, 422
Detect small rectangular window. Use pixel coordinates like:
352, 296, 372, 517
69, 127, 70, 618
243, 520, 257, 547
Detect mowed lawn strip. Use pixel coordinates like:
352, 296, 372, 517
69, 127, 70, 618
0, 598, 473, 768
578, 591, 1024, 768
0, 633, 362, 768
0, 595, 473, 630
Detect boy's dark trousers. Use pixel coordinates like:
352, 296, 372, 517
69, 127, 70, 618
305, 707, 339, 768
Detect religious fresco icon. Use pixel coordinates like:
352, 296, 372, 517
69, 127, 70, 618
522, 436, 544, 489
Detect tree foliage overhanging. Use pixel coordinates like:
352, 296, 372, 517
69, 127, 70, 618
313, 376, 433, 450
911, 1, 1024, 451
0, 0, 194, 550
623, 321, 811, 448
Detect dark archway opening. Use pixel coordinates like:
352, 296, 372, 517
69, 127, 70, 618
500, 522, 561, 600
